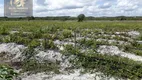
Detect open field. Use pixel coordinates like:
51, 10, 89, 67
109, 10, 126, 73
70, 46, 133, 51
0, 21, 142, 80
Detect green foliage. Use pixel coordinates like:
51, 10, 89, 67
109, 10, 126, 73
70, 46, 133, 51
78, 14, 85, 22
31, 30, 43, 39
21, 47, 60, 74
42, 34, 51, 39
0, 65, 17, 80
78, 39, 97, 49
0, 16, 142, 21
62, 29, 73, 38
46, 26, 58, 34
130, 49, 142, 56
3, 34, 30, 45
27, 16, 35, 21
62, 45, 142, 79
0, 27, 9, 35
122, 44, 133, 51
22, 60, 60, 74
22, 47, 37, 61
42, 39, 58, 50
28, 39, 40, 48
21, 48, 59, 73
1, 20, 142, 79
119, 16, 126, 21
78, 53, 142, 79
62, 44, 80, 56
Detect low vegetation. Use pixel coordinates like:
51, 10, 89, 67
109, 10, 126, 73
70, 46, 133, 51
0, 21, 142, 79
62, 44, 142, 79
0, 65, 17, 80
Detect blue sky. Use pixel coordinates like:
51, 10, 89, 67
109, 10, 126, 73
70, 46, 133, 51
0, 0, 142, 17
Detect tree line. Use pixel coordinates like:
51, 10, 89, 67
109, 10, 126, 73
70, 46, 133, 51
0, 14, 142, 21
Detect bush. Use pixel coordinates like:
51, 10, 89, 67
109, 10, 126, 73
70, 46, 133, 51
62, 45, 142, 79
3, 34, 31, 45
42, 34, 51, 39
78, 14, 85, 22
62, 44, 80, 56
28, 39, 40, 48
46, 26, 58, 34
0, 27, 9, 35
78, 39, 97, 49
22, 48, 38, 61
22, 59, 60, 74
42, 39, 57, 50
130, 49, 142, 56
62, 29, 73, 38
0, 65, 17, 80
32, 31, 43, 39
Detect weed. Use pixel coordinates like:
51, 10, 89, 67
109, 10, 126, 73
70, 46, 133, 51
0, 27, 9, 35
28, 39, 40, 48
0, 65, 18, 80
62, 45, 142, 79
42, 39, 58, 50
62, 29, 73, 38
22, 59, 60, 74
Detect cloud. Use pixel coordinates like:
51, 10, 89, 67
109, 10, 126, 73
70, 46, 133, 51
98, 2, 112, 9
0, 0, 141, 17
0, 4, 4, 16
34, 0, 142, 17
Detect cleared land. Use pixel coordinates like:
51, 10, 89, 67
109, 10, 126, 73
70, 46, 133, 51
0, 21, 142, 80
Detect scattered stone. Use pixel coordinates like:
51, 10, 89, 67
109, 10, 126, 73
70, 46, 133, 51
0, 43, 26, 62
35, 50, 62, 63
127, 31, 140, 38
20, 69, 117, 80
97, 45, 142, 62
137, 41, 142, 44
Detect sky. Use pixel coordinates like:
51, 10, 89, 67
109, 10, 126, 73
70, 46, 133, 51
0, 0, 142, 17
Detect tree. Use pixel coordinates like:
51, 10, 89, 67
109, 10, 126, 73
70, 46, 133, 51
77, 14, 85, 22
118, 16, 126, 21
27, 16, 35, 21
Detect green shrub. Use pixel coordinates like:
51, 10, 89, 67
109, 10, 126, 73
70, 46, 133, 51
22, 59, 60, 74
130, 49, 142, 56
78, 14, 85, 22
62, 44, 80, 56
28, 39, 40, 48
62, 45, 142, 79
62, 29, 73, 38
46, 26, 58, 34
10, 35, 30, 45
0, 65, 18, 80
22, 48, 38, 61
2, 36, 10, 43
0, 27, 9, 35
78, 39, 97, 49
122, 45, 133, 51
2, 34, 31, 45
42, 39, 58, 50
42, 34, 51, 39
32, 31, 43, 39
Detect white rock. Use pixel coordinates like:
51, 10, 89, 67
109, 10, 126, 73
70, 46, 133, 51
127, 31, 140, 38
0, 43, 25, 61
137, 41, 142, 44
36, 50, 62, 63
115, 32, 126, 35
96, 39, 129, 45
21, 69, 117, 80
97, 45, 142, 62
35, 50, 73, 69
54, 40, 75, 45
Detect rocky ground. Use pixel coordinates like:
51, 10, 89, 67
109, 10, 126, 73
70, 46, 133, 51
0, 29, 142, 80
